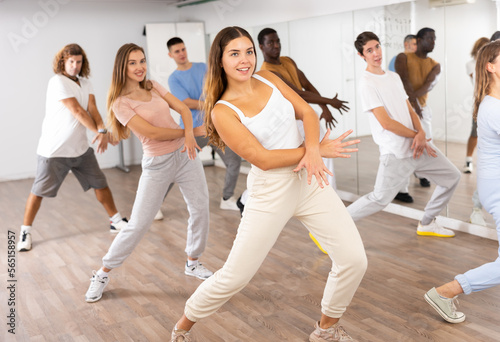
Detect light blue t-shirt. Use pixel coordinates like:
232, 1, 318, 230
477, 95, 500, 179
388, 55, 397, 72
168, 62, 206, 128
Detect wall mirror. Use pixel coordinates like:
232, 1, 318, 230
238, 0, 497, 231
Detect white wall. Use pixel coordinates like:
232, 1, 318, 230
0, 0, 171, 181
1, 0, 497, 181
413, 0, 497, 143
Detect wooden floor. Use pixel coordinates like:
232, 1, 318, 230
1, 164, 500, 341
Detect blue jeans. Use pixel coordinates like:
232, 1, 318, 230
456, 177, 500, 294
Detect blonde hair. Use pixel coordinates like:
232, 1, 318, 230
203, 26, 255, 149
107, 43, 152, 141
473, 40, 500, 121
53, 43, 90, 77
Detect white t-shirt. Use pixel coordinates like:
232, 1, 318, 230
37, 75, 93, 158
359, 70, 414, 159
477, 95, 500, 179
466, 59, 476, 85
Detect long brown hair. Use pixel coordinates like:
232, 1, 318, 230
53, 43, 90, 77
203, 26, 256, 149
473, 40, 500, 120
107, 43, 152, 141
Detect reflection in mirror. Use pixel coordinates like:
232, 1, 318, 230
246, 0, 498, 231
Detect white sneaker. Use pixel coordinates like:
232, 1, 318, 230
219, 196, 239, 211
185, 262, 213, 280
417, 219, 455, 237
110, 218, 128, 234
85, 271, 110, 303
470, 208, 486, 226
154, 209, 164, 221
463, 161, 473, 174
17, 232, 32, 252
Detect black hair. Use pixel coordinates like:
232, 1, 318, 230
416, 28, 435, 40
354, 31, 380, 55
490, 31, 500, 42
167, 37, 184, 50
257, 28, 277, 45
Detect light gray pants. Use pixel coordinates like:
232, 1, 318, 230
184, 166, 367, 321
196, 136, 241, 199
347, 146, 460, 222
102, 148, 209, 269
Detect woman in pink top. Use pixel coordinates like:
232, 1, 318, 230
85, 43, 213, 304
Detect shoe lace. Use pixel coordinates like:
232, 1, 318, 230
172, 330, 191, 342
21, 232, 27, 241
450, 296, 460, 314
334, 325, 352, 340
88, 272, 105, 291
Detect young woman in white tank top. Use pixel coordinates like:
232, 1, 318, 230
171, 26, 367, 342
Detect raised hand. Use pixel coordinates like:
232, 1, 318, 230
319, 105, 338, 130
330, 93, 350, 114
319, 129, 360, 159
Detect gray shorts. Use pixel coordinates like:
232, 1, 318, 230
31, 147, 108, 198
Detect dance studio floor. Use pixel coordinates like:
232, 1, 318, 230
1, 160, 499, 341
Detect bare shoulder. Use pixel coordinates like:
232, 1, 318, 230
255, 70, 281, 85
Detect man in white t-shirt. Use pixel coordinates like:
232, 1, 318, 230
348, 32, 461, 237
17, 44, 128, 252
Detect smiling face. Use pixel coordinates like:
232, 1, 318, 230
221, 36, 256, 82
126, 49, 147, 84
64, 55, 82, 77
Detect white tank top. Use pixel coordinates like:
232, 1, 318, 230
217, 74, 303, 150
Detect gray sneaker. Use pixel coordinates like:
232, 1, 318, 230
309, 321, 355, 341
424, 287, 466, 323
184, 262, 213, 280
85, 271, 110, 303
171, 328, 192, 342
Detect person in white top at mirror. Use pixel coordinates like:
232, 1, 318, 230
347, 32, 460, 238
170, 26, 367, 342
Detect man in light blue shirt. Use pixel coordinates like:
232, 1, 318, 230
167, 37, 242, 211
388, 34, 416, 72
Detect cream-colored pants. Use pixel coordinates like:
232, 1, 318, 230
185, 165, 367, 321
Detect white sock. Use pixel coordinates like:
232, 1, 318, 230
21, 225, 31, 234
110, 212, 123, 224
187, 259, 198, 267
97, 268, 109, 278
465, 156, 473, 162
